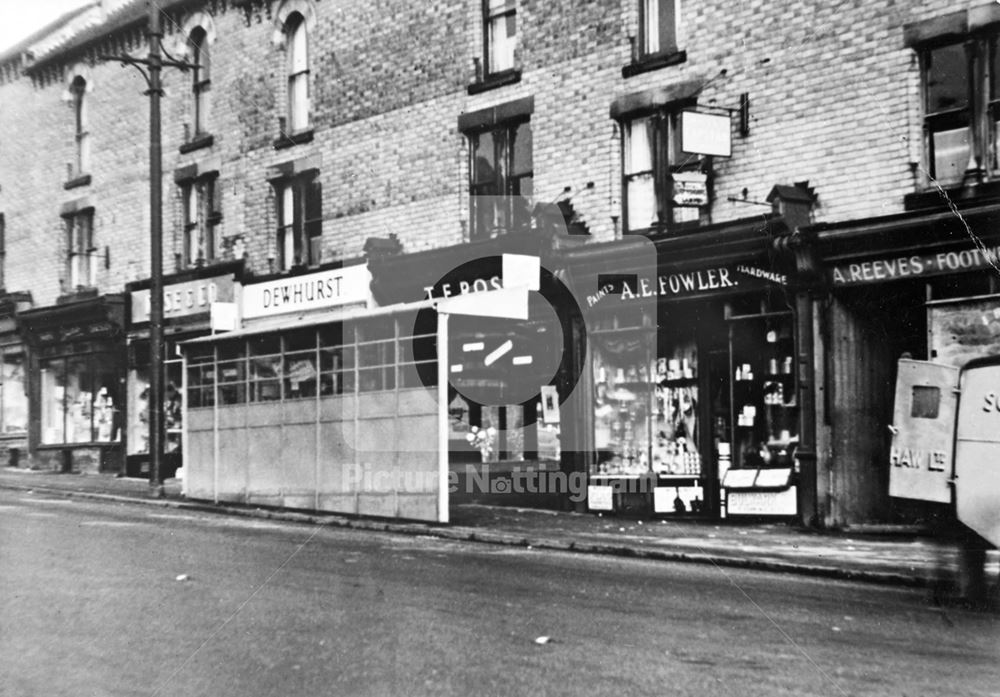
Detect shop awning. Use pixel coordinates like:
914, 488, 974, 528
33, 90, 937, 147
180, 298, 437, 346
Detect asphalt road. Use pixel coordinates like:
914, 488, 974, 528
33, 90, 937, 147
1, 490, 998, 697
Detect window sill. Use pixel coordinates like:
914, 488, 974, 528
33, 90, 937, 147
56, 287, 100, 305
621, 50, 687, 78
179, 133, 214, 154
626, 218, 702, 237
273, 128, 314, 149
904, 179, 1000, 211
467, 69, 522, 95
63, 174, 91, 190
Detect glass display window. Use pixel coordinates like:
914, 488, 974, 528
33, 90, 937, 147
0, 351, 26, 434
40, 353, 121, 446
591, 328, 655, 476
284, 350, 318, 399
653, 332, 701, 476
728, 312, 799, 471
127, 357, 183, 455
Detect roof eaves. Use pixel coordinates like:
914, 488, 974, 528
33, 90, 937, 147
0, 2, 99, 67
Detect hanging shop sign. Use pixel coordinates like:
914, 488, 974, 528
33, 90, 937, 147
829, 245, 1000, 286
671, 172, 709, 207
585, 264, 787, 308
242, 265, 371, 319
681, 110, 732, 158
131, 274, 236, 324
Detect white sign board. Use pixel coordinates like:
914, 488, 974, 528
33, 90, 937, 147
681, 110, 732, 157
502, 253, 541, 291
653, 486, 703, 513
210, 302, 239, 332
587, 485, 614, 511
437, 286, 529, 320
242, 265, 371, 319
727, 487, 797, 516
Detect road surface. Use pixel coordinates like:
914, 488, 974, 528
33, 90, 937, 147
1, 489, 997, 696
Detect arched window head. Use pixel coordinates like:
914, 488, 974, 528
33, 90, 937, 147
285, 12, 309, 132
70, 76, 89, 176
189, 27, 211, 137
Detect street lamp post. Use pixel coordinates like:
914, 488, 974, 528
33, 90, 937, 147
101, 1, 194, 497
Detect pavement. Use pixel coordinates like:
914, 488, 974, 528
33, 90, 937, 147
2, 466, 996, 593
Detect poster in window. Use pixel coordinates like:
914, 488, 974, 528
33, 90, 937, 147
540, 385, 560, 424
928, 295, 1000, 368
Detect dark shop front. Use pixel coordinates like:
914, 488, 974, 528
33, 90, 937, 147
564, 201, 816, 521
809, 200, 1000, 527
19, 293, 126, 473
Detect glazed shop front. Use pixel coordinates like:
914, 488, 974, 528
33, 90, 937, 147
19, 294, 126, 473
565, 217, 808, 520
124, 262, 244, 479
368, 239, 575, 508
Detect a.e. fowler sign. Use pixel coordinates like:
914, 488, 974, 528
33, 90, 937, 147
830, 245, 1000, 286
585, 264, 787, 308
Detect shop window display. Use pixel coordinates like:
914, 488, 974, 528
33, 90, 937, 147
728, 314, 799, 471
653, 335, 700, 476
40, 354, 120, 445
592, 330, 654, 475
0, 352, 26, 434
127, 354, 183, 456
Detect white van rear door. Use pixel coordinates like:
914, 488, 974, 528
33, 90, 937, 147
889, 359, 959, 504
955, 360, 1000, 548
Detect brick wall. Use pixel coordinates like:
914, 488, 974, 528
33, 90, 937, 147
0, 0, 977, 306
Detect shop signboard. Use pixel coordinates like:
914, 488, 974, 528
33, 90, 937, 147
681, 110, 732, 157
584, 264, 787, 309
242, 264, 371, 319
829, 245, 1000, 287
131, 274, 236, 324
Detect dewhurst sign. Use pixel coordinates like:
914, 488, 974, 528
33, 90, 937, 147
243, 265, 372, 319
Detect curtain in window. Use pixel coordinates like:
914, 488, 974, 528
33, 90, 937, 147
67, 212, 94, 288
2, 353, 26, 434
625, 117, 657, 230
487, 0, 516, 74
288, 17, 310, 131
926, 43, 971, 185
279, 183, 295, 269
190, 28, 210, 135
641, 0, 677, 56
71, 77, 89, 175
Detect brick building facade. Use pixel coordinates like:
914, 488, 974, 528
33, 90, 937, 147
0, 0, 996, 526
